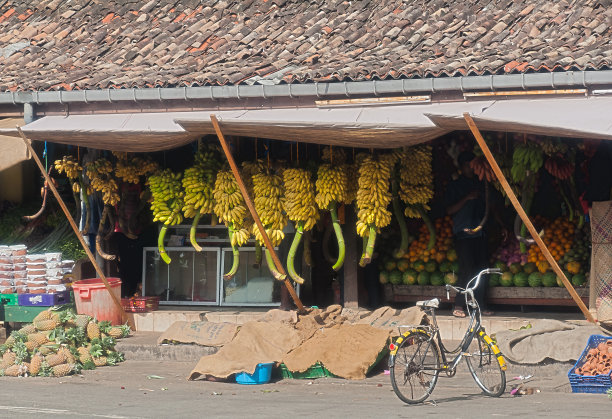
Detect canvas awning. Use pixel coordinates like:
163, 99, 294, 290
426, 96, 612, 140
0, 118, 28, 171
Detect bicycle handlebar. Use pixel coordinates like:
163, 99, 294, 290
445, 268, 502, 300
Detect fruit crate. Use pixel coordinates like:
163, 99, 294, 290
0, 293, 18, 306
121, 296, 160, 313
567, 334, 612, 393
278, 361, 336, 379
18, 290, 71, 307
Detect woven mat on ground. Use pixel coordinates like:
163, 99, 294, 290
188, 305, 346, 380
590, 201, 612, 323
495, 319, 606, 364
282, 323, 392, 380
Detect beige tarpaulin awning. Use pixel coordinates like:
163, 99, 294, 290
0, 118, 27, 171
426, 96, 612, 140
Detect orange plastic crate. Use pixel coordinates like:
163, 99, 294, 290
121, 296, 160, 313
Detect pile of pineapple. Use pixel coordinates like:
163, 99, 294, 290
0, 308, 129, 378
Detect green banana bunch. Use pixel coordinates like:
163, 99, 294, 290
356, 153, 396, 266
511, 143, 544, 183
148, 169, 185, 264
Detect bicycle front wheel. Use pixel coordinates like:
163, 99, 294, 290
389, 330, 441, 404
466, 331, 506, 397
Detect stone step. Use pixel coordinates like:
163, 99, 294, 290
115, 332, 218, 362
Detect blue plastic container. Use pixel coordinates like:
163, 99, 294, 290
235, 362, 274, 385
567, 334, 612, 394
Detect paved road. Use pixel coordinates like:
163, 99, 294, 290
0, 360, 609, 418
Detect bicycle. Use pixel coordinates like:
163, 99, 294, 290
388, 268, 507, 404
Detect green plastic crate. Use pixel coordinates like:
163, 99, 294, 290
0, 293, 18, 306
278, 361, 336, 379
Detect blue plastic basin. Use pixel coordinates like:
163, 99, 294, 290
235, 362, 274, 385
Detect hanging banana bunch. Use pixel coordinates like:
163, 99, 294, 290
398, 145, 436, 250
252, 166, 288, 279
182, 147, 221, 251
147, 169, 184, 264
86, 158, 121, 260
283, 168, 319, 284
213, 169, 250, 280
315, 148, 348, 271
356, 153, 396, 267
242, 160, 265, 266
54, 156, 88, 232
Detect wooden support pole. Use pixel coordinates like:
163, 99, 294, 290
209, 115, 305, 313
17, 128, 130, 326
463, 114, 596, 323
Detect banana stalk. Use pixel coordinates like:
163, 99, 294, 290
79, 179, 91, 235
223, 227, 240, 280
416, 205, 436, 250
96, 205, 116, 261
329, 202, 345, 271
253, 242, 262, 268
189, 213, 203, 252
287, 222, 305, 284
264, 248, 286, 281
359, 226, 377, 267
158, 225, 171, 264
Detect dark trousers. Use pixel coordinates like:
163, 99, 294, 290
454, 235, 489, 310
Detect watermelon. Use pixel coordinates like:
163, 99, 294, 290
523, 262, 537, 274
509, 263, 522, 274
417, 271, 430, 286
489, 274, 500, 287
513, 272, 528, 287
527, 272, 542, 287
389, 270, 403, 285
413, 260, 425, 272
385, 260, 397, 272
444, 272, 458, 285
500, 272, 513, 287
542, 272, 557, 287
379, 271, 389, 284
494, 261, 507, 272
430, 271, 445, 286
402, 269, 417, 285
425, 261, 437, 273
572, 273, 586, 287
439, 261, 451, 273
397, 259, 410, 272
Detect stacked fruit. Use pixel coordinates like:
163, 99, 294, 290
182, 148, 221, 251
356, 153, 396, 266
148, 169, 185, 264
316, 156, 348, 271
213, 170, 250, 279
527, 217, 574, 267
283, 168, 319, 284
0, 308, 128, 378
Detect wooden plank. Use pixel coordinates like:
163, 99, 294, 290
17, 128, 130, 326
463, 114, 597, 324
210, 115, 305, 313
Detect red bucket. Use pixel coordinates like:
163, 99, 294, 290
72, 277, 123, 325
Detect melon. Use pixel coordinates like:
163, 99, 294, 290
527, 272, 542, 287
493, 261, 507, 272
446, 249, 458, 262
571, 273, 586, 287
450, 261, 459, 273
509, 263, 522, 274
430, 271, 445, 286
385, 260, 397, 272
425, 261, 437, 273
402, 269, 417, 285
444, 272, 458, 285
523, 262, 537, 274
417, 271, 430, 286
397, 259, 410, 272
439, 261, 451, 273
513, 272, 528, 287
413, 260, 425, 272
389, 270, 403, 285
489, 274, 500, 287
500, 272, 513, 287
379, 271, 389, 284
542, 272, 557, 287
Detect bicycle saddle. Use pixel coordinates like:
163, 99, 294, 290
416, 298, 439, 308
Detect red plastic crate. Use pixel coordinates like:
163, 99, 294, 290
121, 296, 160, 313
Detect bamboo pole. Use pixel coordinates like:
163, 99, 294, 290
463, 114, 596, 323
17, 128, 131, 326
210, 115, 305, 313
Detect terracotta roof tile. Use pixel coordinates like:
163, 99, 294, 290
0, 0, 611, 91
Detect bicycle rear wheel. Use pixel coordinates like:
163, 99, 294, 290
466, 331, 506, 397
389, 330, 441, 404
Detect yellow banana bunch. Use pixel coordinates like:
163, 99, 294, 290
283, 168, 319, 232
343, 162, 359, 205
86, 158, 120, 206
182, 149, 220, 219
213, 170, 250, 247
54, 156, 82, 180
398, 145, 434, 218
147, 169, 184, 226
315, 164, 348, 209
115, 156, 159, 184
252, 170, 287, 247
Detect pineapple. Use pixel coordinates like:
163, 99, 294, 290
107, 327, 123, 339
58, 347, 76, 364
28, 332, 49, 347
4, 335, 15, 348
38, 345, 54, 356
34, 318, 59, 331
87, 322, 100, 340
20, 324, 37, 335
4, 364, 20, 377
77, 346, 92, 364
33, 310, 53, 323
93, 356, 107, 367
52, 363, 73, 377
45, 352, 65, 367
2, 351, 16, 366
25, 341, 38, 352
30, 354, 43, 376
75, 314, 91, 329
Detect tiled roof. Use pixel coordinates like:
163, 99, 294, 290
0, 0, 611, 91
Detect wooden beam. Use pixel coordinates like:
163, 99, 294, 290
17, 128, 131, 326
209, 115, 305, 313
463, 113, 596, 323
